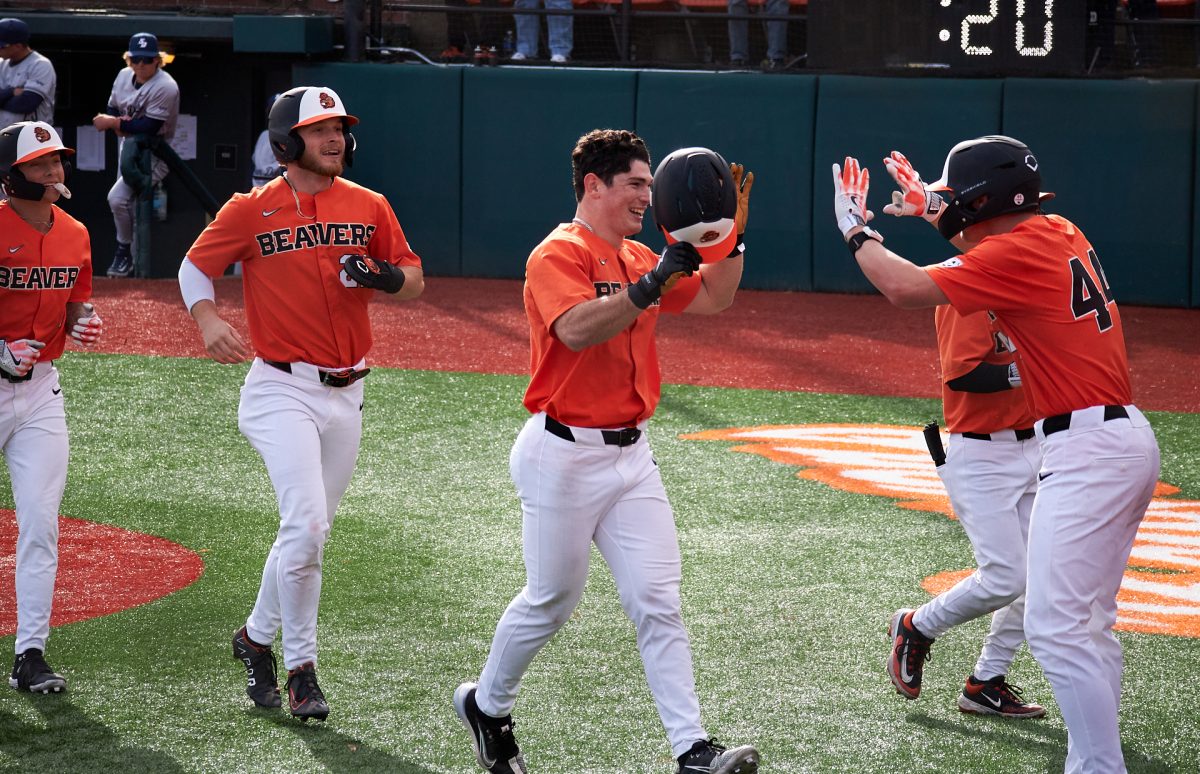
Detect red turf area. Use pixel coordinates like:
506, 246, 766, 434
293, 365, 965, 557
89, 276, 1199, 413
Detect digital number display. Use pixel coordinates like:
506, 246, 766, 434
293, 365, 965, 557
932, 0, 1087, 73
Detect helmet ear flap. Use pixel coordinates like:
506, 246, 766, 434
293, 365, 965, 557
344, 130, 355, 167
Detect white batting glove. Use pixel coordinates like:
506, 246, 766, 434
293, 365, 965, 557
0, 339, 46, 377
832, 157, 874, 240
882, 151, 944, 224
70, 303, 103, 346
1007, 361, 1022, 389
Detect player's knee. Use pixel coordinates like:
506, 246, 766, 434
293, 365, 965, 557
978, 565, 1025, 604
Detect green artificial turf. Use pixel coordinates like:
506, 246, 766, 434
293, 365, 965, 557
1, 352, 1196, 772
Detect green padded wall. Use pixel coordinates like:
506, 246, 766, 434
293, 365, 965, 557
1004, 78, 1195, 307
635, 72, 818, 290
460, 68, 638, 278
812, 76, 1003, 294
294, 63, 464, 276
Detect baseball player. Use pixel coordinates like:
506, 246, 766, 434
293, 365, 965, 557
1, 121, 103, 694
92, 32, 180, 278
888, 294, 1046, 718
177, 86, 423, 721
833, 136, 1160, 773
453, 131, 759, 774
0, 19, 57, 128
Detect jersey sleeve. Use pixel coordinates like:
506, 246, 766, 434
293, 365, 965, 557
526, 243, 595, 330
184, 195, 256, 277
143, 78, 179, 122
936, 306, 998, 382
368, 194, 421, 267
925, 234, 1040, 316
21, 59, 54, 99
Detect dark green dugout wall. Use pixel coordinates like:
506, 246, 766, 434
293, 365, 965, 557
294, 62, 1200, 308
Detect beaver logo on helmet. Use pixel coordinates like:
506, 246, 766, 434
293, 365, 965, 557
651, 146, 737, 263
319, 92, 336, 109
33, 126, 50, 143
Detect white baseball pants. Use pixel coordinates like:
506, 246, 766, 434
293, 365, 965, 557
477, 412, 707, 758
914, 430, 1041, 680
1, 364, 69, 655
1025, 405, 1159, 774
237, 358, 363, 670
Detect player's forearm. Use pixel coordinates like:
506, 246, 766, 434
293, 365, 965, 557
392, 266, 425, 301
552, 295, 642, 351
852, 238, 947, 309
692, 255, 743, 315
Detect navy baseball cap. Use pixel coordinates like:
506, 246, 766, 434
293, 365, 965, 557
0, 18, 31, 46
127, 32, 160, 56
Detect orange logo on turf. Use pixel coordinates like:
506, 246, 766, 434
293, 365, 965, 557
684, 423, 1200, 639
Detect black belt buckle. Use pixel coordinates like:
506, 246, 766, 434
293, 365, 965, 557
321, 367, 370, 388
604, 427, 641, 447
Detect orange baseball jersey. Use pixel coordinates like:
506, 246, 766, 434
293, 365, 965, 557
523, 222, 702, 428
186, 175, 420, 367
935, 305, 1035, 434
0, 203, 92, 361
926, 214, 1132, 419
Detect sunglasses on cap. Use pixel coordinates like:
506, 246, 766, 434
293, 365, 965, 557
130, 55, 156, 64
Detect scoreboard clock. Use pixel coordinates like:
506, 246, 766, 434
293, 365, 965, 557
807, 0, 1089, 75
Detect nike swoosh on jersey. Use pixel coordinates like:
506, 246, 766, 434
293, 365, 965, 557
8, 245, 23, 253
261, 207, 283, 217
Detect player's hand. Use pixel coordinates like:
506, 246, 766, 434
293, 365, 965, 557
0, 339, 45, 377
198, 315, 249, 364
628, 242, 702, 309
70, 303, 103, 346
833, 157, 874, 241
341, 254, 406, 294
730, 162, 755, 237
882, 151, 943, 225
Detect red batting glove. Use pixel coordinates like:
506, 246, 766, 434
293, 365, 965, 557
833, 156, 874, 240
0, 339, 45, 377
882, 151, 944, 225
70, 304, 103, 346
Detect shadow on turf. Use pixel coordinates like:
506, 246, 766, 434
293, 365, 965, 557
908, 713, 1176, 773
260, 710, 439, 773
0, 693, 187, 771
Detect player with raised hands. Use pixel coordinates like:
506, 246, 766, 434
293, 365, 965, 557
834, 136, 1160, 772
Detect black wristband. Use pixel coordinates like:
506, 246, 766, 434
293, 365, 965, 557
626, 272, 662, 310
847, 229, 882, 255
726, 233, 746, 259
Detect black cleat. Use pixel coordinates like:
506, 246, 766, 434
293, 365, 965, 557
10, 648, 67, 694
887, 608, 934, 699
676, 739, 760, 774
286, 662, 329, 721
958, 674, 1046, 718
453, 682, 527, 773
232, 626, 281, 708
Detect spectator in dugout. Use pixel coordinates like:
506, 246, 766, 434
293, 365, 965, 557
91, 32, 180, 278
0, 18, 57, 129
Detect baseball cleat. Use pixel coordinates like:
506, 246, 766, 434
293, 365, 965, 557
887, 608, 934, 699
453, 682, 527, 774
286, 662, 329, 721
106, 243, 133, 278
9, 648, 67, 694
676, 738, 760, 774
231, 626, 281, 708
957, 675, 1046, 719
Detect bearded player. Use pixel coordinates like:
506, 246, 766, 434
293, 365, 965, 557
1, 121, 103, 694
178, 87, 423, 721
453, 132, 760, 774
834, 137, 1159, 772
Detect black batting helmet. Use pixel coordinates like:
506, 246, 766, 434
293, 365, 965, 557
652, 146, 737, 263
928, 135, 1054, 239
0, 121, 73, 201
267, 86, 359, 166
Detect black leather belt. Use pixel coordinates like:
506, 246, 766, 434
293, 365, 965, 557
1042, 405, 1128, 437
264, 360, 371, 388
545, 415, 641, 447
962, 427, 1036, 442
0, 369, 32, 383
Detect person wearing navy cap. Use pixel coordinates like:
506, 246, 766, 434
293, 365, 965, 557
0, 18, 57, 129
91, 32, 180, 277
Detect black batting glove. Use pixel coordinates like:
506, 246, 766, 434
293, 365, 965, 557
342, 254, 406, 294
627, 242, 702, 310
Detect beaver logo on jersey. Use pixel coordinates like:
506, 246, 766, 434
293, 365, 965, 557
254, 222, 377, 257
0, 265, 81, 290
319, 92, 336, 109
33, 126, 51, 143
